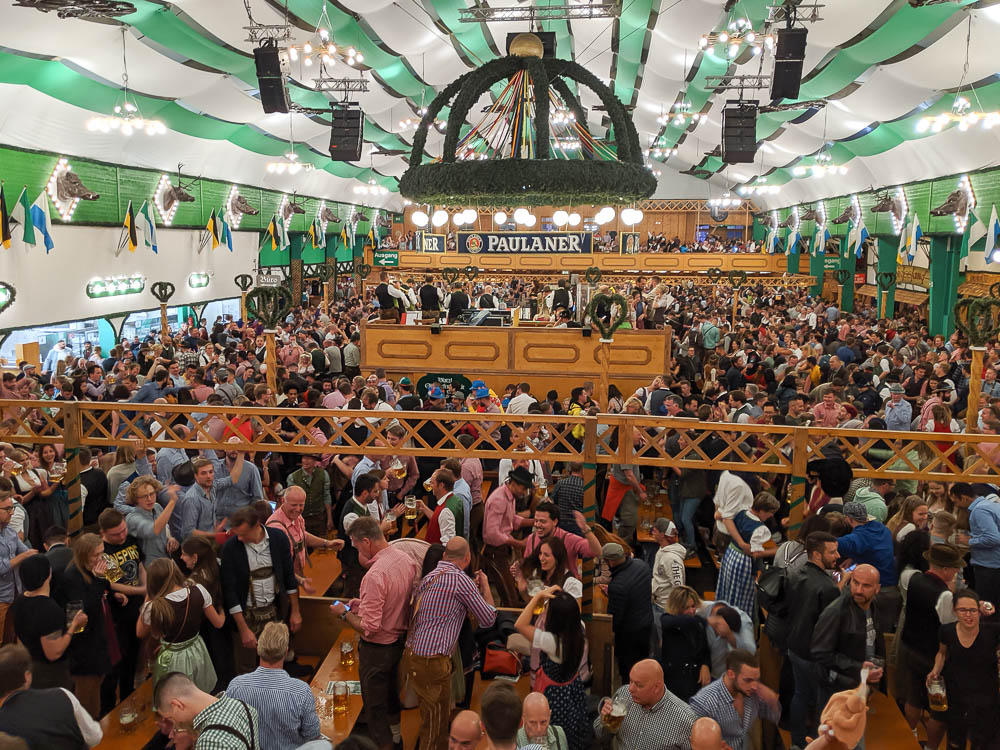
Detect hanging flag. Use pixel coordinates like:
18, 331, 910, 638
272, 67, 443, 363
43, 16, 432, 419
986, 204, 1000, 263
118, 200, 138, 255
367, 224, 378, 249
853, 218, 869, 258
765, 226, 776, 254
906, 213, 922, 263
136, 200, 158, 254
340, 223, 349, 250
204, 209, 220, 251
220, 212, 233, 252
11, 188, 36, 249
813, 224, 830, 256
276, 213, 290, 251
897, 214, 909, 263
308, 218, 318, 249
263, 215, 279, 251
0, 185, 10, 250
30, 192, 55, 254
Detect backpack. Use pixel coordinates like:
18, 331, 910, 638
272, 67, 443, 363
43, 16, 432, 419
756, 545, 805, 613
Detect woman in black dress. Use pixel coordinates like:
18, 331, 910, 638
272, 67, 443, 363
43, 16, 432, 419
659, 585, 711, 702
927, 588, 1000, 750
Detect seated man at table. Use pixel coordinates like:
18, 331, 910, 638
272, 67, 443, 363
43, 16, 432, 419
155, 671, 260, 749
226, 622, 320, 750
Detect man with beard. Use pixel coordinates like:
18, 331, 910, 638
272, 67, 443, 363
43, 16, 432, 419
481, 467, 534, 606
690, 650, 781, 750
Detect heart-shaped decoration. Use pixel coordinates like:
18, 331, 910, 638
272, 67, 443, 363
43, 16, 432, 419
463, 265, 479, 281
585, 293, 628, 341
442, 267, 460, 285
833, 269, 852, 285
316, 265, 334, 283
234, 274, 254, 292
727, 270, 747, 288
875, 272, 896, 291
955, 297, 1000, 348
0, 282, 16, 315
246, 285, 294, 330
151, 281, 176, 304
990, 282, 1000, 299
354, 262, 372, 280
707, 268, 723, 282
584, 266, 602, 285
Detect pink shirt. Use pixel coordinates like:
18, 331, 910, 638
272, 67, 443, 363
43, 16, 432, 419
461, 457, 483, 505
482, 484, 530, 547
524, 527, 593, 578
811, 402, 840, 428
323, 391, 347, 409
358, 544, 421, 643
266, 507, 307, 574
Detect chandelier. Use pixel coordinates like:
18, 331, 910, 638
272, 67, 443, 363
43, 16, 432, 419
399, 106, 446, 133
658, 101, 704, 128
266, 120, 315, 175
86, 28, 166, 137
285, 5, 363, 70
708, 194, 743, 208
738, 183, 780, 196
355, 176, 388, 196
698, 18, 774, 58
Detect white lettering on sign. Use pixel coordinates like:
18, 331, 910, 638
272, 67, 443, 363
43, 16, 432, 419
484, 234, 584, 253
256, 274, 282, 286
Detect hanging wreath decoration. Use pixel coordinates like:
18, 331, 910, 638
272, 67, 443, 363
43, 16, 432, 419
585, 292, 628, 341
727, 270, 748, 288
875, 272, 896, 291
955, 297, 1000, 348
0, 282, 16, 315
834, 269, 852, 286
246, 286, 293, 330
463, 265, 479, 282
442, 267, 461, 285
150, 281, 176, 304
584, 266, 602, 285
234, 274, 254, 292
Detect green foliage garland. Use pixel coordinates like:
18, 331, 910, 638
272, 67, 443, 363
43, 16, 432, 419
585, 292, 628, 340
246, 286, 293, 330
955, 297, 1000, 348
150, 281, 176, 304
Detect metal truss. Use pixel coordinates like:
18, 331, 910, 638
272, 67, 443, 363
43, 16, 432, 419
458, 2, 621, 22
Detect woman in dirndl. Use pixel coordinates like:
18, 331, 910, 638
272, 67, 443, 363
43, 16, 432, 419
716, 492, 781, 617
138, 558, 224, 693
515, 587, 591, 750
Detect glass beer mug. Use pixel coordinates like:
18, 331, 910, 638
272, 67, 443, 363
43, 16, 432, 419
404, 495, 418, 520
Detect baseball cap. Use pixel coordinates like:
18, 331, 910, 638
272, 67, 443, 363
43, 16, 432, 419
601, 543, 626, 561
452, 390, 465, 400
842, 502, 870, 523
654, 518, 677, 537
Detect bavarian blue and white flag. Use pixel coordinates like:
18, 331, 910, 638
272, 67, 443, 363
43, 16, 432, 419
905, 213, 922, 263
786, 227, 801, 255
135, 200, 158, 254
986, 204, 1000, 263
897, 214, 909, 264
853, 218, 869, 258
765, 226, 777, 254
30, 192, 55, 253
812, 224, 829, 256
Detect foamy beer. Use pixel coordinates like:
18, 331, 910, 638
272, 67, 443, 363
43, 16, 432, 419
333, 681, 349, 714
423, 478, 433, 492
603, 699, 626, 732
534, 480, 547, 501
404, 495, 418, 520
102, 555, 124, 584
393, 466, 408, 480
928, 677, 948, 712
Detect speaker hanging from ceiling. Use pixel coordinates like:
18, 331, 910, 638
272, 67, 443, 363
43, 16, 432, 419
329, 104, 364, 162
771, 27, 807, 100
253, 38, 290, 114
722, 102, 758, 164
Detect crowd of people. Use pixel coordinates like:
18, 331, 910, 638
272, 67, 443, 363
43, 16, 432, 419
0, 270, 998, 750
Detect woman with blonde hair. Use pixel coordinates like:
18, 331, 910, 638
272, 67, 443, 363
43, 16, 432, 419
886, 495, 930, 542
106, 443, 139, 505
137, 557, 223, 692
659, 585, 711, 701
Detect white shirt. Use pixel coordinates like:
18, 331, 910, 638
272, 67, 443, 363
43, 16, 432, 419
743, 511, 772, 553
713, 471, 753, 534
141, 584, 213, 625
506, 393, 538, 415
652, 543, 687, 608
242, 536, 275, 612
498, 458, 545, 487
59, 688, 104, 747
434, 492, 458, 543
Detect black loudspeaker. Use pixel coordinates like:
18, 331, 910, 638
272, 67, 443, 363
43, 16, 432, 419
505, 31, 557, 57
771, 28, 807, 100
329, 106, 363, 162
253, 40, 290, 114
721, 103, 758, 164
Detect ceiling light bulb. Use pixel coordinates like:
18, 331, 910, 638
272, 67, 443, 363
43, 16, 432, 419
745, 31, 755, 42
348, 47, 356, 57
719, 32, 729, 43
524, 215, 537, 227
303, 42, 313, 54
514, 208, 530, 224
412, 210, 429, 227
356, 53, 364, 63
431, 209, 448, 227
553, 210, 569, 226
699, 36, 708, 47
453, 213, 465, 226
568, 213, 581, 226
728, 44, 739, 57
289, 47, 298, 60
304, 56, 313, 66
494, 211, 507, 224
320, 28, 329, 40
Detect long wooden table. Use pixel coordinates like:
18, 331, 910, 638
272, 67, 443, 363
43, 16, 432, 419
310, 629, 365, 745
96, 679, 157, 749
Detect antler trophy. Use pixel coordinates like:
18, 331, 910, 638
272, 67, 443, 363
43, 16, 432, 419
584, 291, 629, 409
955, 296, 1000, 427
246, 285, 293, 393
150, 281, 176, 337
235, 274, 254, 321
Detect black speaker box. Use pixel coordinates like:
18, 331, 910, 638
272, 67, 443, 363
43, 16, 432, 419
253, 40, 289, 114
722, 104, 757, 164
771, 28, 807, 99
775, 27, 808, 61
329, 107, 364, 162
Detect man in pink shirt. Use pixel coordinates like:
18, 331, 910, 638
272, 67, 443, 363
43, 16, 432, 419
330, 516, 421, 750
266, 487, 343, 595
523, 501, 601, 577
481, 466, 534, 606
811, 391, 842, 428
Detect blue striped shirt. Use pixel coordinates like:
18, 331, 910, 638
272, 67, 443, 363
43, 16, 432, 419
226, 666, 321, 750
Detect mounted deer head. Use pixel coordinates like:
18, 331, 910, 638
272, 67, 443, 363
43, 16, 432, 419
831, 205, 855, 225
871, 192, 905, 227
162, 164, 199, 214
281, 194, 307, 222
756, 215, 773, 227
56, 169, 99, 202
930, 189, 969, 218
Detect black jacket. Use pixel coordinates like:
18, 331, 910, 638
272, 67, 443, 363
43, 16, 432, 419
220, 526, 298, 615
607, 558, 653, 633
811, 589, 885, 690
787, 561, 841, 659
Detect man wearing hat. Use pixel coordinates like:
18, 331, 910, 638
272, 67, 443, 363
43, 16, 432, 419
472, 385, 502, 444
481, 466, 534, 606
883, 383, 912, 432
651, 519, 686, 611
214, 366, 241, 406
395, 377, 422, 411
898, 544, 965, 748
601, 542, 653, 683
917, 381, 954, 432
447, 390, 465, 413
836, 502, 896, 587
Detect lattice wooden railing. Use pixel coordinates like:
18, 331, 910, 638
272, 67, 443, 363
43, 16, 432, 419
2, 401, 999, 482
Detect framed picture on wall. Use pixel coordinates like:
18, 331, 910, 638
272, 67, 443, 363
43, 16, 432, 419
619, 232, 640, 254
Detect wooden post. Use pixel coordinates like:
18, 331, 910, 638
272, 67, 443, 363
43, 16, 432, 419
264, 330, 278, 394
581, 416, 599, 620
879, 292, 886, 320
731, 291, 739, 329
967, 346, 986, 427
63, 404, 83, 535
323, 282, 330, 316
240, 292, 248, 323
598, 339, 611, 410
786, 425, 810, 537
159, 303, 169, 337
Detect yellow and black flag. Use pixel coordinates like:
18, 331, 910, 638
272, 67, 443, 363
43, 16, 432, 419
118, 199, 138, 256
0, 184, 10, 249
205, 209, 221, 250
264, 214, 278, 251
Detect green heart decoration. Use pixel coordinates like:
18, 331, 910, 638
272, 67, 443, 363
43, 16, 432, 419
707, 268, 723, 282
246, 285, 293, 330
442, 267, 460, 285
150, 281, 176, 304
463, 265, 479, 282
833, 269, 852, 285
316, 265, 334, 283
353, 261, 372, 280
727, 270, 747, 288
234, 274, 254, 292
584, 266, 602, 285
0, 282, 16, 315
875, 272, 896, 291
955, 297, 1000, 348
990, 282, 1000, 299
585, 293, 628, 341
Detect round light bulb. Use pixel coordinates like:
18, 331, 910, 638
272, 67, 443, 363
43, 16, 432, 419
411, 211, 429, 227
494, 211, 507, 224
431, 209, 448, 227
719, 32, 729, 43
524, 215, 537, 227
453, 214, 465, 226
553, 210, 569, 226
463, 208, 477, 223
568, 213, 581, 226
514, 208, 530, 224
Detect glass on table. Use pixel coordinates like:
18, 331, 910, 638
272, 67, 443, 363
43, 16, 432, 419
340, 638, 356, 668
333, 681, 349, 714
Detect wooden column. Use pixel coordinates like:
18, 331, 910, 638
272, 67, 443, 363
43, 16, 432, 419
786, 426, 810, 537
968, 346, 986, 428
264, 330, 278, 394
63, 404, 83, 535
159, 303, 169, 337
581, 416, 599, 620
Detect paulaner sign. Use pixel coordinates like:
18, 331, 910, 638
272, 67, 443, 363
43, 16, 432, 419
457, 231, 593, 254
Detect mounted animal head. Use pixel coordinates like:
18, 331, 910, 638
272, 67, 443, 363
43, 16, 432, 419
321, 206, 341, 224
162, 184, 195, 214
930, 189, 969, 218
871, 192, 905, 226
778, 214, 796, 229
231, 192, 258, 216
831, 205, 855, 225
756, 215, 773, 227
56, 170, 99, 202
377, 214, 391, 228
281, 196, 307, 222
800, 207, 820, 222
356, 211, 370, 222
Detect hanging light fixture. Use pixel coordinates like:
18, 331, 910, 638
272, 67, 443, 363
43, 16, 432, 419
266, 118, 316, 175
86, 28, 166, 137
792, 107, 849, 178
285, 4, 364, 71
399, 57, 446, 133
698, 17, 773, 58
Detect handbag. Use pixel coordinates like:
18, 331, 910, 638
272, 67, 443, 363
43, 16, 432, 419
482, 643, 520, 678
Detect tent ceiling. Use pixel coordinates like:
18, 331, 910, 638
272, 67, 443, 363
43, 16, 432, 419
2, 0, 999, 211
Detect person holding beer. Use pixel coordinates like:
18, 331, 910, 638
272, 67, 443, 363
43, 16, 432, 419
593, 659, 695, 750
927, 588, 1000, 750
266, 486, 344, 594
415, 469, 465, 545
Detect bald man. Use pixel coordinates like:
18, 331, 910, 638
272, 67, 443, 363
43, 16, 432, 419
516, 693, 568, 750
594, 659, 695, 750
450, 710, 483, 750
811, 564, 885, 718
690, 717, 731, 750
403, 537, 497, 750
267, 486, 343, 591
